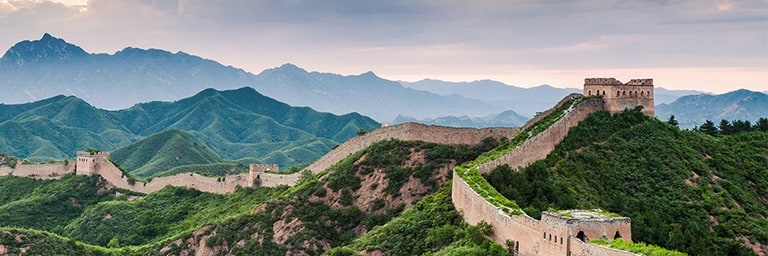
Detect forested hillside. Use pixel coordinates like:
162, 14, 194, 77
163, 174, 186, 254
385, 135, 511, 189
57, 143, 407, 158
0, 87, 379, 171
485, 109, 768, 255
0, 138, 497, 255
109, 129, 227, 178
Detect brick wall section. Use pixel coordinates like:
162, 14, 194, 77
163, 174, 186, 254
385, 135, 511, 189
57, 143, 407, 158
569, 237, 639, 256
584, 78, 654, 117
257, 173, 301, 187
80, 154, 244, 194
1, 123, 513, 194
0, 162, 74, 179
453, 174, 553, 255
453, 95, 637, 256
477, 97, 604, 174
305, 123, 518, 174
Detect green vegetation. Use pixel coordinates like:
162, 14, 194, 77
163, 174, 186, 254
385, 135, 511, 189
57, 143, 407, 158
339, 184, 508, 256
0, 174, 116, 232
485, 108, 767, 255
455, 96, 588, 215
693, 117, 768, 136
591, 238, 688, 256
62, 185, 287, 247
0, 228, 111, 255
109, 129, 225, 178
0, 87, 380, 170
0, 138, 491, 255
0, 150, 17, 167
139, 139, 492, 255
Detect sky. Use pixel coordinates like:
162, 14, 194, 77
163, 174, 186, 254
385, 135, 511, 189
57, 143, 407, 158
0, 0, 766, 93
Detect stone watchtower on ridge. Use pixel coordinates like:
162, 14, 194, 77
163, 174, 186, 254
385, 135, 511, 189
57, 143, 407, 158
583, 78, 654, 116
248, 163, 279, 188
76, 151, 110, 176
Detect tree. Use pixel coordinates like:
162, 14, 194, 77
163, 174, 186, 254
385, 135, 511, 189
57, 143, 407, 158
699, 120, 718, 136
718, 120, 734, 135
755, 118, 768, 132
666, 115, 679, 127
357, 128, 368, 136
108, 236, 120, 248
731, 120, 752, 133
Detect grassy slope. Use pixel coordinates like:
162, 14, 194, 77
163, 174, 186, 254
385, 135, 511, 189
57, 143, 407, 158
109, 129, 225, 178
485, 109, 768, 255
0, 175, 117, 232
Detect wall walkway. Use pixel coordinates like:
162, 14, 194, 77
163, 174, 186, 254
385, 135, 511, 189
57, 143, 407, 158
452, 95, 638, 256
1, 123, 516, 195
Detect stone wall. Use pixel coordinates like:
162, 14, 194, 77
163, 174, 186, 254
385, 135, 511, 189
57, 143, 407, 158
305, 123, 517, 174
452, 95, 636, 256
583, 78, 654, 116
569, 237, 639, 256
1, 123, 513, 195
478, 97, 604, 174
453, 173, 557, 255
0, 162, 74, 179
257, 173, 301, 187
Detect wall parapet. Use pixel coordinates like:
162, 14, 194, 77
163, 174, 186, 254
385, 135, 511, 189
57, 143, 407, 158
305, 122, 517, 175
3, 123, 514, 195
451, 94, 639, 256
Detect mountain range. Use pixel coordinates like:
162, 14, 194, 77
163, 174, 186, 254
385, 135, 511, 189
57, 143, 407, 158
1, 33, 712, 125
0, 87, 379, 170
656, 89, 768, 128
0, 34, 504, 122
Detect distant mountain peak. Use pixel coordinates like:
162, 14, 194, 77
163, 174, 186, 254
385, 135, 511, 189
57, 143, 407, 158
40, 33, 55, 41
360, 71, 377, 77
1, 33, 89, 66
277, 63, 307, 72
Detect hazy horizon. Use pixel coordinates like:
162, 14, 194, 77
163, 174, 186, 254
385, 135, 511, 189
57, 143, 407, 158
1, 0, 766, 93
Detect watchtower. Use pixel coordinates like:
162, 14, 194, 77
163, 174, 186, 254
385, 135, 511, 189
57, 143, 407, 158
76, 151, 110, 175
584, 78, 654, 116
248, 163, 279, 187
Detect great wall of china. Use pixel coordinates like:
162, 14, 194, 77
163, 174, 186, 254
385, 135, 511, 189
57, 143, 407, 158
0, 122, 516, 194
0, 78, 655, 255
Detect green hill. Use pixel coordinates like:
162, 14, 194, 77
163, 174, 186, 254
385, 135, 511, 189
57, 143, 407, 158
484, 109, 767, 255
0, 87, 380, 170
0, 175, 118, 232
0, 138, 497, 254
109, 129, 225, 178
9, 103, 759, 255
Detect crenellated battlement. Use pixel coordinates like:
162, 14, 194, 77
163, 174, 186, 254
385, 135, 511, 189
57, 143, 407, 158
584, 78, 623, 85
76, 151, 110, 158
249, 163, 279, 174
625, 79, 653, 86
584, 77, 654, 116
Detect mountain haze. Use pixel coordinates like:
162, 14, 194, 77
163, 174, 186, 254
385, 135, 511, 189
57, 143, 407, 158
392, 109, 529, 128
251, 64, 501, 121
1, 34, 504, 122
656, 89, 768, 128
0, 34, 254, 110
401, 79, 581, 117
